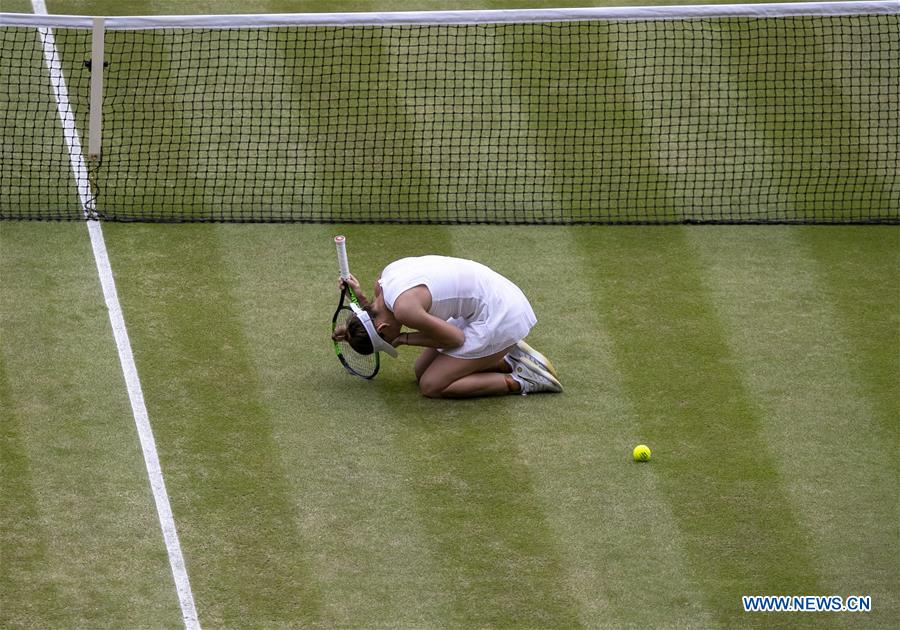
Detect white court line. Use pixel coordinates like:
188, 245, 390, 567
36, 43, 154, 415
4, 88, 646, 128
31, 2, 200, 628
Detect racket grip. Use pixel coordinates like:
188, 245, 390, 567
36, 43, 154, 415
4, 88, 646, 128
334, 235, 351, 280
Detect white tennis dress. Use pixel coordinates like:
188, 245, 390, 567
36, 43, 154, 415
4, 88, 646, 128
379, 256, 537, 359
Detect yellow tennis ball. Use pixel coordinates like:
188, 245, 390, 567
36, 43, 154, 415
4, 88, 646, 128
633, 444, 651, 462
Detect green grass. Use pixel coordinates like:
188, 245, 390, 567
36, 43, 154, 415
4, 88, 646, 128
2, 0, 900, 628
2, 222, 898, 627
0, 224, 183, 627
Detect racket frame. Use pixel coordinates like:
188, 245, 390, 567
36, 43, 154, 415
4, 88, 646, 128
332, 236, 380, 379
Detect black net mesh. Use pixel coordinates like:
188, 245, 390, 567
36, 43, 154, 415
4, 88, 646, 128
2, 14, 898, 223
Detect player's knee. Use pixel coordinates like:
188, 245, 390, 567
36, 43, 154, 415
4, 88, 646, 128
418, 376, 447, 398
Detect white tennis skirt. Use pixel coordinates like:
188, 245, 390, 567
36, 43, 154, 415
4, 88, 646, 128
439, 291, 537, 360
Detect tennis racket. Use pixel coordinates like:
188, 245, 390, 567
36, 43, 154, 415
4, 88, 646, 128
332, 235, 380, 379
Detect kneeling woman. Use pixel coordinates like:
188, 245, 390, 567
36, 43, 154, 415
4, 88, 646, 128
335, 255, 561, 399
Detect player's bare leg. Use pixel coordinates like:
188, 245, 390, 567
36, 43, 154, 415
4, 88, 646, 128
418, 347, 516, 398
416, 347, 511, 383
414, 348, 441, 382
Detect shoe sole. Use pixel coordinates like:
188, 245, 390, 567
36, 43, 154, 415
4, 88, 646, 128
516, 340, 559, 380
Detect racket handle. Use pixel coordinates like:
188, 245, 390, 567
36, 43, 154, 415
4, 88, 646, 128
334, 235, 351, 280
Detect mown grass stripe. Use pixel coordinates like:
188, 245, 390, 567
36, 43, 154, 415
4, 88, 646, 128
355, 226, 580, 627
1, 223, 182, 627
394, 396, 583, 627
434, 15, 715, 614
689, 226, 898, 627
795, 227, 899, 623
0, 355, 59, 628
798, 227, 900, 440
215, 223, 455, 626
572, 226, 825, 628
103, 224, 325, 626
436, 12, 715, 611
468, 225, 716, 628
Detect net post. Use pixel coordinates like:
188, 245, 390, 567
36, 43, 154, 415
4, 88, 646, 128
86, 17, 105, 219
88, 17, 104, 160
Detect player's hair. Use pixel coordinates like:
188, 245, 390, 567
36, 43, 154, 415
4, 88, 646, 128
344, 305, 377, 355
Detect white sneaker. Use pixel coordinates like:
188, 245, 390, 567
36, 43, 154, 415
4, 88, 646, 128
507, 340, 559, 379
511, 357, 563, 395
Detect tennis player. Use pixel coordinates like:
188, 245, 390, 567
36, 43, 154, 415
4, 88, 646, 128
336, 255, 562, 398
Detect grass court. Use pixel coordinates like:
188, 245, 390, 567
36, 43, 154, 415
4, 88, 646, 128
1, 1, 898, 628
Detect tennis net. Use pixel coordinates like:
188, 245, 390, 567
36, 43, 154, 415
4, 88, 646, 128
1, 2, 898, 223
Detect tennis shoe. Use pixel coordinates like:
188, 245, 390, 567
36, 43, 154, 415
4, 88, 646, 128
511, 357, 563, 395
507, 340, 559, 379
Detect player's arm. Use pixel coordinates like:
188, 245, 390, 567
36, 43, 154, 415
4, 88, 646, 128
392, 287, 464, 349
